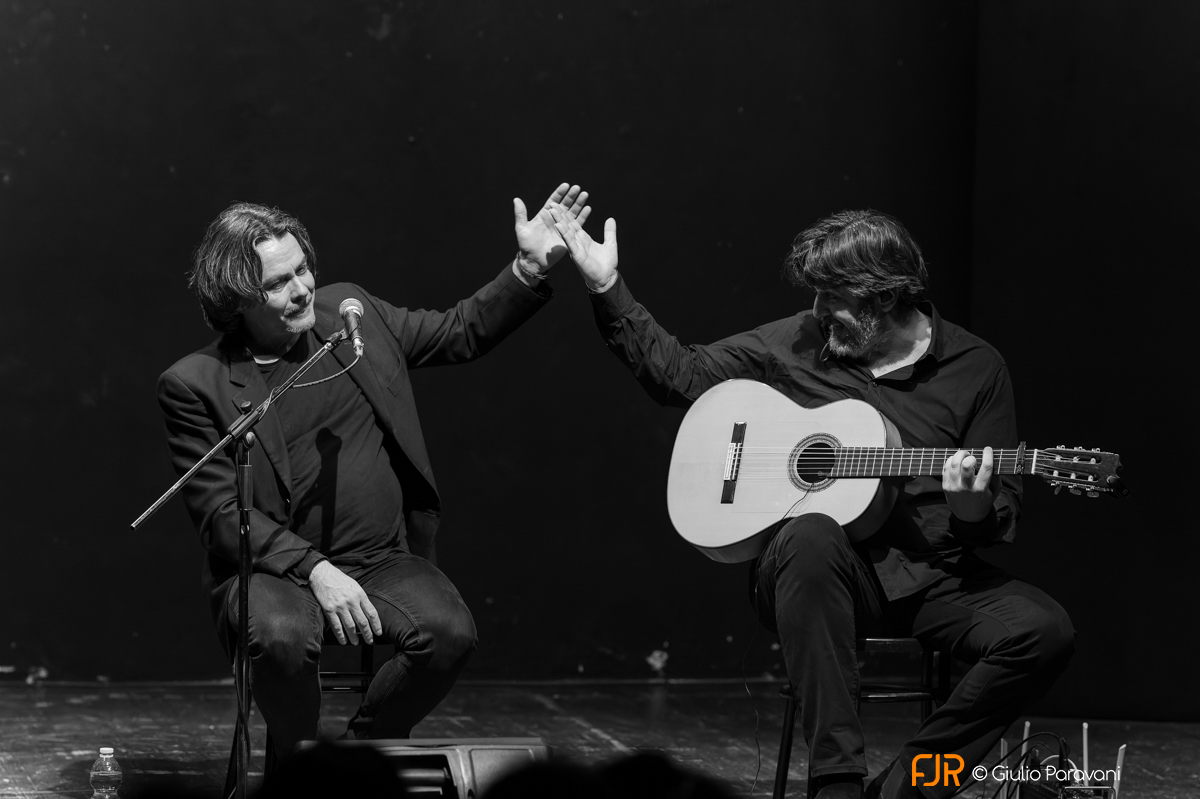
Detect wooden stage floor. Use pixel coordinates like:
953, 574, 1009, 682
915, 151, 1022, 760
1, 681, 1196, 798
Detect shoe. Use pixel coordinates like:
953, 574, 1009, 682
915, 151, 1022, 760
868, 757, 925, 799
864, 759, 895, 799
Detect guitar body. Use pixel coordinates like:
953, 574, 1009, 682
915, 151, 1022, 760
667, 380, 901, 563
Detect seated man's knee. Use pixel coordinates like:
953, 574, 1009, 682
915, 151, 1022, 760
1034, 604, 1076, 669
994, 600, 1076, 671
249, 612, 320, 677
771, 514, 850, 573
419, 601, 477, 671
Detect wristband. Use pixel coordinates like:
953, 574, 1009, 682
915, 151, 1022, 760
514, 253, 547, 281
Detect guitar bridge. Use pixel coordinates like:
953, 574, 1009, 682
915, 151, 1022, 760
721, 423, 747, 503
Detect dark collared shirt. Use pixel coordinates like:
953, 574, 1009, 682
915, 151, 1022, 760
590, 275, 1021, 600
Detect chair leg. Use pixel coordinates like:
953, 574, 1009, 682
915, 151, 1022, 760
938, 647, 952, 702
920, 649, 934, 722
359, 643, 374, 693
774, 690, 798, 799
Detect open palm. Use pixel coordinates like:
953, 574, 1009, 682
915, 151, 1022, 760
514, 183, 591, 271
549, 203, 618, 290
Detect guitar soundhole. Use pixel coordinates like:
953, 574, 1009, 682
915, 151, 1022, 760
789, 434, 839, 492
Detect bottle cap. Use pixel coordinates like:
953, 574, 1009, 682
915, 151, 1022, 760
99, 747, 114, 755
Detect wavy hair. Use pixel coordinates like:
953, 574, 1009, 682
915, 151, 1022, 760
782, 210, 928, 309
188, 202, 318, 333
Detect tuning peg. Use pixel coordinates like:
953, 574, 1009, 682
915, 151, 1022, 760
1054, 485, 1063, 495
1093, 447, 1101, 452
1086, 491, 1099, 498
1069, 488, 1081, 495
1106, 474, 1130, 498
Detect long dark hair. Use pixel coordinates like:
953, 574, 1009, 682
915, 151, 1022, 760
782, 209, 928, 308
188, 202, 318, 333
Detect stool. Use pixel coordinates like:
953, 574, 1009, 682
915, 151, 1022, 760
772, 637, 955, 799
224, 642, 382, 795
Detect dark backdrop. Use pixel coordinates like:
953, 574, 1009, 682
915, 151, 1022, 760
970, 2, 1198, 720
1, 1, 1193, 720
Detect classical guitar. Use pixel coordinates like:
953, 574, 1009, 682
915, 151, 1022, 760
666, 380, 1126, 563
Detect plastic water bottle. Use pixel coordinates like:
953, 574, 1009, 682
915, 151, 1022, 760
89, 748, 122, 798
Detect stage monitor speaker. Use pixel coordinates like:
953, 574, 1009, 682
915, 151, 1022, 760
299, 737, 550, 798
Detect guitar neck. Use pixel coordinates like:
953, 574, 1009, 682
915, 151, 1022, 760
830, 446, 1033, 477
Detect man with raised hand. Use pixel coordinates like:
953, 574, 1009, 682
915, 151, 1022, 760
159, 184, 589, 767
549, 204, 1073, 799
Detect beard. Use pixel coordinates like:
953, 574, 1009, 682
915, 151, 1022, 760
825, 305, 888, 360
285, 314, 316, 335
283, 302, 316, 335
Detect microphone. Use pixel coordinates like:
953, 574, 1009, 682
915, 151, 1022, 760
339, 298, 365, 357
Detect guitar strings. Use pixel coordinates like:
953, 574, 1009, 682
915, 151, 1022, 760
730, 449, 1030, 456
709, 447, 1100, 480
724, 449, 1101, 464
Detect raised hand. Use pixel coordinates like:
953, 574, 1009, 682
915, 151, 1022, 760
942, 447, 998, 523
307, 560, 383, 646
548, 203, 619, 292
513, 183, 591, 274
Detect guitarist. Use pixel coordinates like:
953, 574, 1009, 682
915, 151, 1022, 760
548, 207, 1074, 799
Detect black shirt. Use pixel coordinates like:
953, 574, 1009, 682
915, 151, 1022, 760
590, 275, 1021, 600
259, 330, 407, 571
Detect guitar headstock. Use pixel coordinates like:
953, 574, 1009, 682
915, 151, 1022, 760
1033, 446, 1127, 498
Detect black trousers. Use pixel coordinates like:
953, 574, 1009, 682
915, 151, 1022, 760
225, 550, 477, 765
752, 514, 1074, 798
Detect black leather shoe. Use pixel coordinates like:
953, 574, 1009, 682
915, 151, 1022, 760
864, 759, 895, 799
867, 758, 926, 799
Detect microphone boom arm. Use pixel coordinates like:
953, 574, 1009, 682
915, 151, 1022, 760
130, 327, 348, 530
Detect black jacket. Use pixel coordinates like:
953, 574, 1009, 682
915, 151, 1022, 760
157, 263, 550, 653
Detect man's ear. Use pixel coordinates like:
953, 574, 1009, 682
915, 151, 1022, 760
876, 288, 900, 315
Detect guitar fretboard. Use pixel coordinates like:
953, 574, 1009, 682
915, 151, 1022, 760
827, 447, 1030, 478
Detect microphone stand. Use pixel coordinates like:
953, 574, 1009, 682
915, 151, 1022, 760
132, 327, 349, 799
